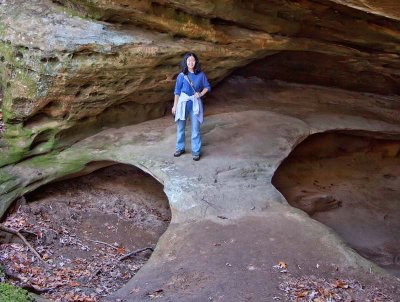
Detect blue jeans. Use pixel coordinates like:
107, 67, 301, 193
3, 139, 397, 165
176, 100, 201, 156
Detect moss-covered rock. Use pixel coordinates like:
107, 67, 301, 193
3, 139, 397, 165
0, 283, 34, 302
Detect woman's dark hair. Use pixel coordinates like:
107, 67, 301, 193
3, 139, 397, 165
180, 52, 202, 75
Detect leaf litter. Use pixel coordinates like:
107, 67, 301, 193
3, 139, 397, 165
272, 261, 397, 301
278, 275, 396, 302
0, 164, 171, 301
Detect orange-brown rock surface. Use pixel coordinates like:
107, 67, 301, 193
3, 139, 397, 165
1, 0, 400, 167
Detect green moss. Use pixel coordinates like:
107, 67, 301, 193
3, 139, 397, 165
0, 283, 34, 302
0, 149, 26, 168
0, 175, 20, 194
26, 150, 60, 167
0, 46, 40, 123
0, 123, 36, 167
0, 22, 6, 37
52, 0, 105, 20
0, 168, 18, 193
0, 37, 65, 167
0, 42, 34, 71
1, 108, 74, 167
0, 168, 13, 181
13, 68, 39, 99
0, 42, 17, 66
4, 124, 34, 149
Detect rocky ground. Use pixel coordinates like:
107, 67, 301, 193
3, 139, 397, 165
0, 164, 170, 301
278, 274, 396, 301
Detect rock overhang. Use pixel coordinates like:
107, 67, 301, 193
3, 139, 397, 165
1, 0, 400, 168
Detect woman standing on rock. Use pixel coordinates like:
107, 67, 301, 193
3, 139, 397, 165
172, 52, 211, 161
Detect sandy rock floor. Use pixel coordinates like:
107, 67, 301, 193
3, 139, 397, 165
272, 132, 400, 277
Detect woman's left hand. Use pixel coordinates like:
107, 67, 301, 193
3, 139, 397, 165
194, 92, 201, 99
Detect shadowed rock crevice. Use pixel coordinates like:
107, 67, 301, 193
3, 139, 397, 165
233, 51, 400, 95
0, 163, 171, 301
272, 131, 400, 276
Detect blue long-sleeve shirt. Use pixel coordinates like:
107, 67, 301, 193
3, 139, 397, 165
174, 71, 211, 96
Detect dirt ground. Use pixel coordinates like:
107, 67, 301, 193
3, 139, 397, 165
0, 164, 171, 301
272, 132, 400, 277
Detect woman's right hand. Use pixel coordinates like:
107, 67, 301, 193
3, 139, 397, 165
172, 106, 176, 115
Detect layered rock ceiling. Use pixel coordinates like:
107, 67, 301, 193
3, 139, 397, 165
0, 0, 400, 168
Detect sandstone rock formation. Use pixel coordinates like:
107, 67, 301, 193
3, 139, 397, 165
272, 132, 400, 276
1, 0, 400, 301
1, 0, 400, 167
2, 77, 399, 300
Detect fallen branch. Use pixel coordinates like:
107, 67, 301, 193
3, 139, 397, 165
0, 224, 46, 264
119, 246, 154, 261
21, 284, 56, 294
88, 239, 119, 250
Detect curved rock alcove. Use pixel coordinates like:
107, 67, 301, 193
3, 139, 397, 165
1, 0, 400, 301
272, 131, 400, 276
0, 163, 171, 301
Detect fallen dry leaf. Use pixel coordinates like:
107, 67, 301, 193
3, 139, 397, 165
148, 289, 164, 298
116, 247, 126, 255
278, 261, 288, 269
334, 279, 349, 289
318, 287, 332, 297
296, 290, 308, 298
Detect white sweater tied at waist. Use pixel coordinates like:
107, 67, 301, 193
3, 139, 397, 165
174, 92, 204, 124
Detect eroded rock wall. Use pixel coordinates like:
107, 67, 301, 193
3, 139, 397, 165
0, 0, 400, 168
272, 132, 400, 275
0, 0, 279, 167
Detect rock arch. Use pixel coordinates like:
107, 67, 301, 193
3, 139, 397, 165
272, 130, 400, 276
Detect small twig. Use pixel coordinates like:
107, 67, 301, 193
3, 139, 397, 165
88, 239, 118, 250
20, 229, 38, 237
89, 268, 102, 281
21, 284, 55, 294
119, 246, 154, 261
0, 224, 46, 264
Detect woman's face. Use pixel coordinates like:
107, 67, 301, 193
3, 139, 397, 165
186, 56, 196, 70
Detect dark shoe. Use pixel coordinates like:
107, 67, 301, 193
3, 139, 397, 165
174, 150, 185, 157
192, 155, 200, 161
